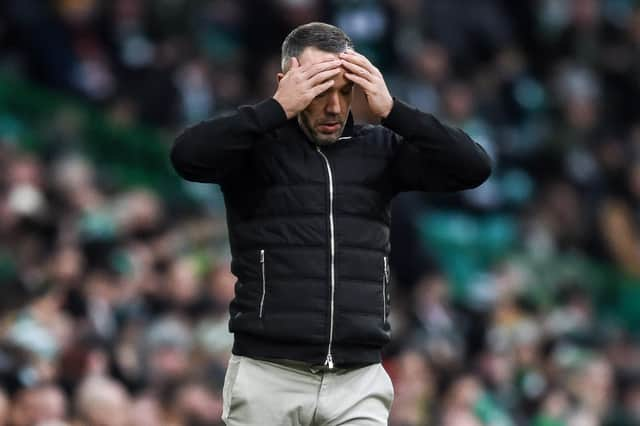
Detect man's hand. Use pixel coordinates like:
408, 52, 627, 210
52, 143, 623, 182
273, 58, 342, 119
340, 51, 393, 119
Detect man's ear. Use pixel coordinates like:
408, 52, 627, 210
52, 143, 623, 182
277, 72, 284, 83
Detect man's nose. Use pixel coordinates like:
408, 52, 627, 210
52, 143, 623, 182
325, 92, 341, 114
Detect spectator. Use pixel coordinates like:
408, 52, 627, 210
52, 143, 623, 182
74, 376, 130, 426
9, 384, 67, 426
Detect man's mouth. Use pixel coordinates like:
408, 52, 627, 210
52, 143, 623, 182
317, 122, 341, 133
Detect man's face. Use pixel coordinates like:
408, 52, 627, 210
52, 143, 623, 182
291, 47, 354, 145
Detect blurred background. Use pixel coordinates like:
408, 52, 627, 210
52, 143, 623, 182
1, 0, 640, 425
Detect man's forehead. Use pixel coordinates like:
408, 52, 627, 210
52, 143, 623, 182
298, 46, 341, 65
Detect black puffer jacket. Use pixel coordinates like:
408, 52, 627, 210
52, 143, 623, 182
170, 98, 491, 367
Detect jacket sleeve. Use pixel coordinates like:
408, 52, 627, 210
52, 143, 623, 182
382, 98, 492, 193
170, 98, 288, 183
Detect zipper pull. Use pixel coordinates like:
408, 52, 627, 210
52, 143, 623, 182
260, 249, 265, 263
324, 353, 334, 369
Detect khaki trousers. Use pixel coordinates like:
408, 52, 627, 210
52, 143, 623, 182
221, 354, 394, 426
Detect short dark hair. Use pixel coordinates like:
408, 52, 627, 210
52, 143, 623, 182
281, 22, 354, 71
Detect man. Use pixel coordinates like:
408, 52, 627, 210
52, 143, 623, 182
171, 22, 491, 426
0, 252, 51, 313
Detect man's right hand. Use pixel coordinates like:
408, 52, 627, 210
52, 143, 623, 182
273, 58, 342, 119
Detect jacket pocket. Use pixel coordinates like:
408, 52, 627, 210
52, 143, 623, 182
382, 256, 389, 322
259, 249, 266, 318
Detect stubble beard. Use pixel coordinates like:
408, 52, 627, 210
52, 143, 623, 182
298, 113, 343, 146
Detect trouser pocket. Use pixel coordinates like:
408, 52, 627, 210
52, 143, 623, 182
221, 355, 242, 423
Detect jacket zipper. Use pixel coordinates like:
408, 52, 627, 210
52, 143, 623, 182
383, 256, 389, 322
259, 249, 266, 318
316, 146, 335, 369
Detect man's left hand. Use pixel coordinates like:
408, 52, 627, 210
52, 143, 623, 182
340, 51, 393, 119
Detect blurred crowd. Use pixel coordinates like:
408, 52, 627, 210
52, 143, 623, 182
2, 0, 640, 425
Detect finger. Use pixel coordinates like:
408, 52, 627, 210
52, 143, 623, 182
340, 51, 375, 71
310, 79, 335, 97
340, 59, 374, 82
344, 72, 374, 92
308, 67, 342, 86
342, 49, 371, 63
340, 51, 378, 75
303, 59, 342, 77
